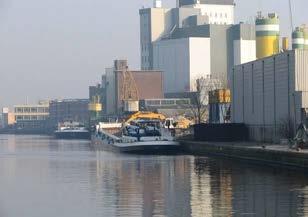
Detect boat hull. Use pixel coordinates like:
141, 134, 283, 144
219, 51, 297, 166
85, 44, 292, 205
91, 134, 181, 154
55, 131, 90, 140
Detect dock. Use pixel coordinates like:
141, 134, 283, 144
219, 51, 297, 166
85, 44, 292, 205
180, 140, 308, 169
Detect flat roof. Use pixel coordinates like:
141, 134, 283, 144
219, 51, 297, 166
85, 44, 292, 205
179, 0, 235, 6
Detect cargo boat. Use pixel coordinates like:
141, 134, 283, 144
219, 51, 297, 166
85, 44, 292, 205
55, 122, 90, 140
91, 120, 179, 154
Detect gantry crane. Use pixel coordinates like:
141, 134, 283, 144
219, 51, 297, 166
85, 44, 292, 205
120, 67, 139, 112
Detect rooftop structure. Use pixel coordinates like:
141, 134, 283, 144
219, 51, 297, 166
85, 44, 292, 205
178, 0, 235, 7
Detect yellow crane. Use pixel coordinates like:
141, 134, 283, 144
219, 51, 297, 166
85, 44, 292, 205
120, 67, 139, 112
125, 111, 166, 124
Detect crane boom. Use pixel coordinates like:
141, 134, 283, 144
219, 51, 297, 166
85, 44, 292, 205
120, 68, 139, 101
288, 0, 294, 31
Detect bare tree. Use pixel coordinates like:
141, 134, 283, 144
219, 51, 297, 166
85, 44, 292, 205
278, 117, 295, 140
189, 76, 224, 124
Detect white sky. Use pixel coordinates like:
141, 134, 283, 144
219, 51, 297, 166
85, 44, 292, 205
0, 0, 307, 108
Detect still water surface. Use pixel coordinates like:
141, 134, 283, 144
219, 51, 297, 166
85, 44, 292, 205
0, 135, 307, 217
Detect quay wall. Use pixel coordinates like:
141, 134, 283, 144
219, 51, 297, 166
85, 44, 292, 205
180, 140, 308, 169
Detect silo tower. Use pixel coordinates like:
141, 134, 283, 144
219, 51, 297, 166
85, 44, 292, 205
302, 25, 308, 49
292, 27, 305, 49
255, 12, 280, 59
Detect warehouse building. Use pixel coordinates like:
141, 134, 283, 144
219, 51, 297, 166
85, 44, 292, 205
231, 50, 308, 142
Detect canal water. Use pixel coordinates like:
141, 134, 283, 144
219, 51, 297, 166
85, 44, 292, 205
0, 135, 307, 217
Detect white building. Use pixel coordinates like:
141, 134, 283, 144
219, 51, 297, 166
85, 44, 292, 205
153, 37, 211, 92
178, 0, 235, 25
152, 23, 256, 93
140, 0, 256, 94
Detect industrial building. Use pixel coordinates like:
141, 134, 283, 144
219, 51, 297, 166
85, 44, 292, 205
231, 50, 308, 142
140, 0, 256, 93
140, 0, 235, 71
14, 102, 49, 133
103, 60, 164, 115
48, 99, 90, 129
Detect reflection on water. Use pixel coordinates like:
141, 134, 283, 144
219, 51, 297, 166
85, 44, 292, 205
0, 135, 307, 217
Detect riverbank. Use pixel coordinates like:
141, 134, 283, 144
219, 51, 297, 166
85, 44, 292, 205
180, 140, 308, 169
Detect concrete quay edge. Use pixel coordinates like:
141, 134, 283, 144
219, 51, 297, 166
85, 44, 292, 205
180, 140, 308, 169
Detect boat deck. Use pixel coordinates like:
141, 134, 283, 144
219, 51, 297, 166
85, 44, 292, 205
114, 140, 179, 148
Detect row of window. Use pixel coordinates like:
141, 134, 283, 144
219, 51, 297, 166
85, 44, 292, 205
15, 115, 48, 121
16, 123, 46, 128
141, 44, 148, 52
145, 99, 191, 106
142, 56, 149, 64
205, 12, 228, 18
211, 21, 228, 25
14, 107, 49, 113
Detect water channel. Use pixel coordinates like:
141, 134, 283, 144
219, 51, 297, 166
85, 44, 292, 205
0, 134, 307, 217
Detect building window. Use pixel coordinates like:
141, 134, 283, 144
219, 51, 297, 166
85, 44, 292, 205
146, 100, 161, 106
176, 100, 190, 105
161, 100, 175, 106
31, 108, 37, 113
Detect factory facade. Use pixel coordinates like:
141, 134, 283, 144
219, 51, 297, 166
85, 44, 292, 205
231, 50, 308, 142
140, 0, 256, 94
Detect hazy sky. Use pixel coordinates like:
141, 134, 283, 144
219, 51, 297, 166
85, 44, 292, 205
0, 0, 307, 108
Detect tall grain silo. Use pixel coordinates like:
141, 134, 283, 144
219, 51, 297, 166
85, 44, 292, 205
255, 12, 280, 59
292, 27, 305, 49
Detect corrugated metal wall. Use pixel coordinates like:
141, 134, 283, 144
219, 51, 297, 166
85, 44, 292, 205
231, 50, 308, 142
295, 50, 308, 91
